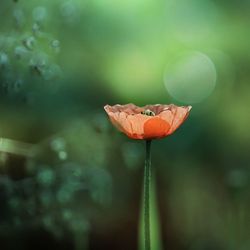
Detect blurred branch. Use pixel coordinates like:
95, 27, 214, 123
0, 137, 37, 157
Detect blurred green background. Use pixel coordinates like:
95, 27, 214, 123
0, 0, 250, 249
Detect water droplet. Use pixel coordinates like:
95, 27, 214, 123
62, 209, 73, 221
32, 22, 41, 35
32, 6, 47, 22
13, 8, 25, 26
29, 53, 48, 75
50, 137, 65, 151
58, 151, 67, 160
51, 39, 60, 48
12, 79, 23, 92
37, 168, 55, 187
50, 40, 60, 53
72, 167, 82, 177
42, 64, 62, 80
23, 36, 36, 50
0, 52, 9, 66
56, 186, 73, 203
61, 1, 76, 17
14, 46, 29, 59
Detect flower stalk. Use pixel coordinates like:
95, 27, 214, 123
104, 103, 192, 250
144, 139, 152, 250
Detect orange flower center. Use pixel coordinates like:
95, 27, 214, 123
144, 117, 170, 138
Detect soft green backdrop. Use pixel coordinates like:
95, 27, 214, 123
0, 0, 250, 249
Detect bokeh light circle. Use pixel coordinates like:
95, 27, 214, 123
164, 51, 217, 104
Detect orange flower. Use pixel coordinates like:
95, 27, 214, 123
104, 103, 192, 140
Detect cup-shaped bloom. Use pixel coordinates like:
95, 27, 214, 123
104, 103, 192, 140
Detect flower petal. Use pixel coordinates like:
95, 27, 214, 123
158, 109, 174, 125
126, 114, 152, 139
108, 111, 133, 136
104, 104, 142, 115
168, 105, 192, 134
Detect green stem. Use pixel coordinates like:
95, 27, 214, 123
144, 140, 152, 250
